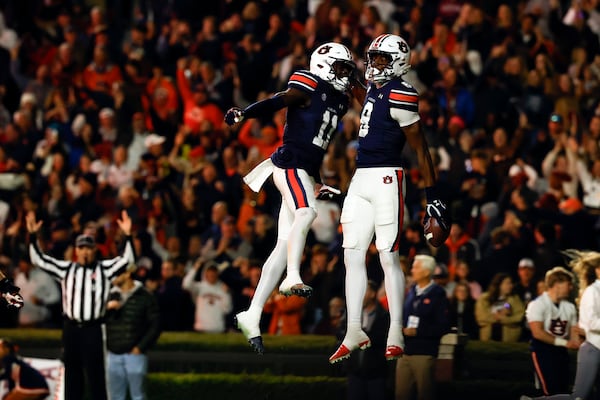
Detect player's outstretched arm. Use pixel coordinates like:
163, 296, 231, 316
224, 88, 310, 126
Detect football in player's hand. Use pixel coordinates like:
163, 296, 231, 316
424, 216, 449, 247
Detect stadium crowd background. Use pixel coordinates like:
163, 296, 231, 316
0, 0, 599, 344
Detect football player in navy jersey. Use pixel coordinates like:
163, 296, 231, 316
329, 34, 449, 364
224, 42, 356, 354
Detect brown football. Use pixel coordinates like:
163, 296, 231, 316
424, 217, 450, 247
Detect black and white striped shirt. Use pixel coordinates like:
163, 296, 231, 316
29, 237, 135, 323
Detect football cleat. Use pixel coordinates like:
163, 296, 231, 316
329, 330, 371, 364
235, 311, 264, 354
279, 278, 313, 298
248, 336, 265, 355
384, 345, 404, 360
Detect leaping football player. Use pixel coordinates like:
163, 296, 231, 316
329, 33, 449, 364
225, 42, 356, 355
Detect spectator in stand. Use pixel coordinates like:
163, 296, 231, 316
314, 296, 345, 336
456, 149, 500, 238
454, 260, 482, 300
198, 60, 234, 111
435, 220, 480, 281
398, 222, 431, 262
14, 255, 60, 328
303, 244, 343, 333
395, 255, 450, 400
449, 281, 479, 339
514, 258, 539, 306
436, 67, 475, 127
200, 215, 252, 265
478, 227, 522, 289
156, 258, 191, 332
82, 44, 123, 107
106, 145, 134, 192
433, 264, 455, 298
541, 126, 579, 199
476, 272, 525, 343
183, 262, 232, 333
264, 289, 307, 335
250, 213, 277, 264
176, 58, 224, 134
575, 156, 600, 213
515, 257, 539, 341
105, 263, 161, 400
310, 190, 341, 246
237, 121, 282, 160
531, 220, 564, 281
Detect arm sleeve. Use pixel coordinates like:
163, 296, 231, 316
243, 93, 287, 119
525, 298, 544, 323
389, 87, 420, 128
102, 236, 136, 280
181, 267, 198, 296
29, 235, 71, 281
243, 71, 315, 119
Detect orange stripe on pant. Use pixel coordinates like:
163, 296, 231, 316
392, 169, 404, 251
531, 351, 549, 395
286, 169, 308, 209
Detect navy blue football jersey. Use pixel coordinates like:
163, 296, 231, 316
270, 70, 349, 180
356, 78, 420, 168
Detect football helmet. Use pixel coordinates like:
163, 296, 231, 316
365, 34, 411, 83
309, 42, 356, 92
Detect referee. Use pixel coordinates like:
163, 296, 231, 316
26, 210, 135, 400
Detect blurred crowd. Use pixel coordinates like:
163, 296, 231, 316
0, 0, 599, 342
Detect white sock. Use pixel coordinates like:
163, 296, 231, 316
285, 207, 316, 283
344, 248, 368, 326
380, 251, 405, 345
248, 240, 288, 317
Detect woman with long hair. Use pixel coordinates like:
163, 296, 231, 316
475, 272, 525, 342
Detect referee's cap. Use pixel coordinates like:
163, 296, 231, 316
75, 234, 96, 248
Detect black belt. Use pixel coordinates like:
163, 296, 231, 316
64, 317, 104, 328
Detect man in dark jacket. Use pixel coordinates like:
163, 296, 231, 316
106, 263, 161, 400
396, 255, 450, 400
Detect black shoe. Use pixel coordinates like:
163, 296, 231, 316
290, 283, 313, 298
248, 336, 264, 355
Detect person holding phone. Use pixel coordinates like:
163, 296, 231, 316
475, 272, 525, 342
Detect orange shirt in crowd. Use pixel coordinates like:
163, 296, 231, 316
264, 294, 306, 335
176, 68, 224, 133
82, 62, 123, 94
237, 120, 282, 160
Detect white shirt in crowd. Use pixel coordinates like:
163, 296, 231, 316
15, 267, 61, 326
